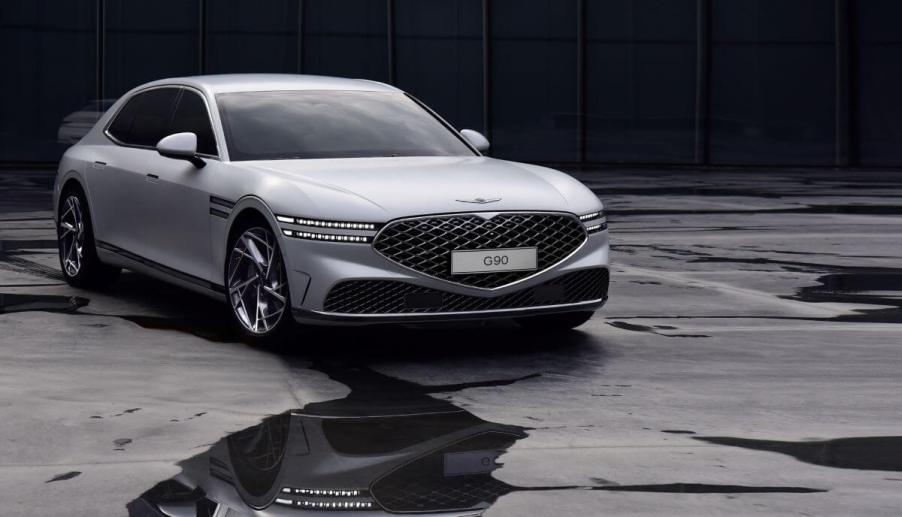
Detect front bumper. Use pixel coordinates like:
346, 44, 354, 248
280, 228, 609, 326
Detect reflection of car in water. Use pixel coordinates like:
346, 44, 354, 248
57, 99, 117, 144
128, 367, 529, 516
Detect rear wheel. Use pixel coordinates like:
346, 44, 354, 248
57, 187, 121, 288
515, 311, 594, 331
226, 223, 292, 340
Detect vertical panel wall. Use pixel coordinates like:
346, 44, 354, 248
205, 0, 299, 74
0, 0, 96, 162
491, 0, 578, 162
4, 0, 902, 167
103, 0, 199, 97
585, 0, 698, 163
856, 0, 902, 166
709, 0, 836, 165
303, 0, 388, 82
394, 0, 483, 132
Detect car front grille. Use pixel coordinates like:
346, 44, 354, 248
372, 212, 587, 289
322, 268, 608, 315
371, 432, 521, 513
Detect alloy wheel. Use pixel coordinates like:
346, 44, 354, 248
227, 227, 287, 335
59, 195, 85, 277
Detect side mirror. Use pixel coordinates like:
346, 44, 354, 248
460, 129, 490, 153
157, 132, 205, 168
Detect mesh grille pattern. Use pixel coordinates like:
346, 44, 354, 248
373, 213, 587, 289
323, 268, 608, 315
371, 432, 520, 513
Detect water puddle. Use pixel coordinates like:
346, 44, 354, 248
696, 436, 902, 472
607, 320, 710, 338
608, 204, 902, 217
784, 272, 902, 323
0, 293, 88, 314
126, 365, 824, 516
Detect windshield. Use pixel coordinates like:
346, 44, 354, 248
217, 90, 476, 161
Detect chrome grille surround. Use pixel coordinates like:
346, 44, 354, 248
372, 212, 588, 290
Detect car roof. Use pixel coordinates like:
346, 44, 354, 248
138, 73, 400, 95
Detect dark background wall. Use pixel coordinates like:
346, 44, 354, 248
2, 0, 901, 167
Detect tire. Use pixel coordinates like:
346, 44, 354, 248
57, 186, 121, 288
515, 311, 594, 331
225, 220, 293, 341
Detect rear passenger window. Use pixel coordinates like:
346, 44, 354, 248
170, 90, 218, 156
107, 88, 179, 147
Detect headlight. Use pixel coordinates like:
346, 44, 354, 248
578, 209, 607, 234
276, 487, 376, 510
276, 214, 381, 244
275, 215, 377, 231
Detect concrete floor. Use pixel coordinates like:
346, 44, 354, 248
1, 168, 901, 516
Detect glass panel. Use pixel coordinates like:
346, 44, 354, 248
104, 0, 199, 97
394, 0, 483, 132
709, 0, 836, 165
856, 0, 902, 166
491, 0, 577, 162
586, 0, 697, 163
0, 0, 96, 162
205, 0, 299, 74
303, 0, 388, 82
170, 89, 217, 155
108, 88, 179, 147
217, 91, 475, 161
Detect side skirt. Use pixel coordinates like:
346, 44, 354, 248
96, 241, 226, 301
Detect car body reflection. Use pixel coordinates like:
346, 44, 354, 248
128, 367, 529, 516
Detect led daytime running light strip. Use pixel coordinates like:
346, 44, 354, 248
282, 230, 370, 243
282, 488, 362, 497
578, 211, 603, 221
585, 222, 607, 233
275, 499, 374, 510
276, 215, 376, 231
276, 487, 374, 511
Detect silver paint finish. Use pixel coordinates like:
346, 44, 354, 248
54, 74, 609, 324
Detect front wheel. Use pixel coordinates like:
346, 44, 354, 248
57, 188, 121, 288
226, 224, 293, 340
515, 311, 594, 331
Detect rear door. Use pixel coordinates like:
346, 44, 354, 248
88, 87, 179, 257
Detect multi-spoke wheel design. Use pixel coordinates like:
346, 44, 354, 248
227, 227, 288, 336
58, 195, 85, 277
56, 188, 120, 288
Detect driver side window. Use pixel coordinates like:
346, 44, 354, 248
107, 87, 218, 156
107, 88, 179, 147
170, 89, 218, 156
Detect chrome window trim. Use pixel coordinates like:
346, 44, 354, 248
405, 93, 481, 156
372, 210, 588, 292
103, 83, 222, 160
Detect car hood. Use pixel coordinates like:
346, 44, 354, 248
242, 156, 599, 221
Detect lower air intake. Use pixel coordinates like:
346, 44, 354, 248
323, 268, 608, 315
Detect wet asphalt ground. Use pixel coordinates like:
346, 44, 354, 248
1, 168, 901, 516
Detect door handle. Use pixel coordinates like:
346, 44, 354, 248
91, 161, 107, 169
145, 173, 159, 184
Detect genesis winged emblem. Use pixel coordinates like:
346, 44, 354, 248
455, 197, 502, 204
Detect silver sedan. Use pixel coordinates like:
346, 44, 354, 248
54, 74, 609, 340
